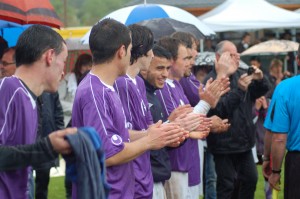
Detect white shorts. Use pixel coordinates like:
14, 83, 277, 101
164, 171, 189, 199
152, 182, 167, 199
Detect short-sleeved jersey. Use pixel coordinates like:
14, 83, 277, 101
0, 76, 38, 199
179, 74, 201, 107
269, 76, 300, 151
156, 79, 200, 186
72, 73, 134, 199
114, 75, 153, 199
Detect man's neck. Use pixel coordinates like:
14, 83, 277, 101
14, 65, 45, 97
91, 63, 120, 86
127, 62, 140, 79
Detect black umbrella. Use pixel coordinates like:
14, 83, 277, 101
137, 18, 205, 40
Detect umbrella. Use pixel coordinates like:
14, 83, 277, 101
0, 20, 31, 47
0, 0, 62, 28
137, 18, 205, 40
81, 4, 216, 44
195, 52, 215, 66
195, 51, 249, 69
241, 40, 299, 56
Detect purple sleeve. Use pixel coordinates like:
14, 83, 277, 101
179, 75, 200, 107
72, 90, 125, 159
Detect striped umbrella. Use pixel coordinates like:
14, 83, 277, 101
0, 0, 62, 28
81, 4, 216, 44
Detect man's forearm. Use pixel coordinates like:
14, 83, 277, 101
263, 130, 272, 159
0, 137, 57, 171
271, 133, 287, 171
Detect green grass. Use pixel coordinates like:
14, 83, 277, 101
48, 165, 284, 199
48, 177, 66, 199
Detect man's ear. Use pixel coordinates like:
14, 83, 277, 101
45, 49, 55, 66
117, 45, 126, 59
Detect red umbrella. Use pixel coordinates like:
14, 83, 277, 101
0, 0, 63, 28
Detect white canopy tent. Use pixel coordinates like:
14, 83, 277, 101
198, 0, 300, 32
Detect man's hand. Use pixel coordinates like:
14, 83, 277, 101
168, 105, 192, 122
269, 173, 281, 191
199, 77, 230, 108
215, 52, 239, 78
173, 113, 202, 132
189, 116, 212, 139
48, 127, 77, 154
255, 96, 268, 110
251, 66, 264, 80
238, 73, 252, 91
262, 160, 272, 179
210, 115, 230, 133
167, 131, 189, 148
146, 121, 185, 150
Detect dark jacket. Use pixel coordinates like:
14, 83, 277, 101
204, 68, 270, 154
0, 137, 57, 171
35, 92, 64, 169
142, 75, 171, 183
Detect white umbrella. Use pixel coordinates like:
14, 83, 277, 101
81, 4, 215, 44
241, 40, 299, 56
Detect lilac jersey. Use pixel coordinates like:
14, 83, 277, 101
179, 74, 201, 107
0, 76, 38, 199
72, 73, 134, 199
156, 79, 200, 186
114, 75, 153, 199
179, 74, 202, 185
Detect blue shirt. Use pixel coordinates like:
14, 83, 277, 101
269, 76, 300, 151
263, 83, 281, 130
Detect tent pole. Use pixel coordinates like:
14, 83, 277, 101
200, 39, 204, 52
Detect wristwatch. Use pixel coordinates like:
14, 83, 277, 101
272, 169, 281, 174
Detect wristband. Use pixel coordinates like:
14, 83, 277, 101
193, 100, 211, 114
272, 169, 281, 174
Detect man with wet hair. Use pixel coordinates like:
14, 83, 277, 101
0, 25, 73, 199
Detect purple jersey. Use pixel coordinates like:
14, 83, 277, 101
179, 74, 201, 107
72, 73, 135, 199
114, 75, 153, 199
156, 79, 200, 186
0, 76, 38, 199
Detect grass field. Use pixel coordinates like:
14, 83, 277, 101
48, 165, 284, 199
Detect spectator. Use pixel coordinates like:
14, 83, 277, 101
237, 32, 251, 53
204, 40, 269, 199
0, 47, 16, 78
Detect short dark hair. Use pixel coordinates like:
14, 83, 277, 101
15, 25, 65, 67
73, 53, 92, 83
157, 36, 184, 60
89, 18, 131, 65
128, 24, 154, 65
242, 32, 250, 39
152, 44, 172, 60
171, 32, 193, 49
250, 56, 261, 63
3, 47, 16, 61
